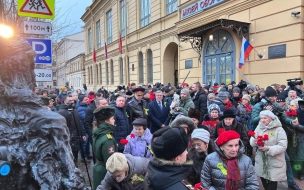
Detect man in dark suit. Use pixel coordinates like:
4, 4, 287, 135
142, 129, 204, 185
148, 90, 171, 133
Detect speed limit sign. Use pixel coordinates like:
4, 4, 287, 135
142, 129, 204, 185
34, 69, 53, 82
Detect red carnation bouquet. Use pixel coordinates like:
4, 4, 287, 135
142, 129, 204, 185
130, 133, 136, 138
194, 182, 206, 190
225, 101, 233, 110
286, 109, 297, 117
202, 120, 218, 129
120, 138, 129, 145
245, 104, 252, 113
238, 98, 242, 105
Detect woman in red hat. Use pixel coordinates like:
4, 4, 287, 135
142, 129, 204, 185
201, 130, 259, 190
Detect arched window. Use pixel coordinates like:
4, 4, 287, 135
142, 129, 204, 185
90, 66, 93, 85
88, 66, 91, 84
99, 63, 102, 84
110, 60, 114, 85
96, 64, 99, 84
147, 49, 153, 83
138, 52, 144, 83
106, 61, 109, 85
119, 57, 124, 85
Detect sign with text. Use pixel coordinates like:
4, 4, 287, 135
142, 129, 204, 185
23, 21, 52, 35
26, 38, 52, 64
18, 0, 55, 20
34, 69, 53, 81
181, 0, 227, 19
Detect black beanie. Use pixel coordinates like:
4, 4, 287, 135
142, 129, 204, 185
151, 127, 188, 160
78, 94, 86, 102
265, 86, 277, 97
276, 94, 285, 103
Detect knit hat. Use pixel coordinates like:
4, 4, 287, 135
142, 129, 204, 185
265, 86, 277, 97
218, 92, 228, 100
222, 109, 236, 120
132, 118, 147, 130
219, 88, 227, 92
78, 94, 86, 102
171, 114, 197, 135
152, 127, 188, 160
181, 89, 189, 95
242, 94, 251, 102
216, 130, 240, 147
126, 90, 133, 96
106, 153, 128, 174
188, 108, 200, 121
276, 94, 285, 103
93, 106, 115, 121
233, 87, 241, 93
208, 93, 216, 99
208, 103, 221, 114
247, 86, 255, 92
260, 110, 276, 120
191, 129, 210, 144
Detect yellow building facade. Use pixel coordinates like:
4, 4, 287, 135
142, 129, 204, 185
81, 0, 304, 91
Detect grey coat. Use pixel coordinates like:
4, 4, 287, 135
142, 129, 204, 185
97, 154, 149, 190
201, 140, 259, 190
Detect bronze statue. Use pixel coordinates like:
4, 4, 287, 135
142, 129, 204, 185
0, 37, 87, 189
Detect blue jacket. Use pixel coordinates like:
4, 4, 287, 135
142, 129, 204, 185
76, 102, 88, 133
148, 98, 171, 134
114, 105, 130, 151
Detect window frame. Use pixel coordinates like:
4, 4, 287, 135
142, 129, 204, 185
88, 28, 92, 53
96, 20, 101, 49
147, 49, 153, 83
140, 0, 150, 28
166, 0, 178, 15
120, 0, 129, 37
106, 10, 113, 44
138, 52, 144, 83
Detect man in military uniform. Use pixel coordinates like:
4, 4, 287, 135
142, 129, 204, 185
126, 87, 149, 131
92, 106, 117, 190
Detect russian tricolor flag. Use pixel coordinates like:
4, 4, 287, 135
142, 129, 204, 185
238, 37, 253, 69
104, 42, 108, 59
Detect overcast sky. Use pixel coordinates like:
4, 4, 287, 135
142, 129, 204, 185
54, 0, 92, 40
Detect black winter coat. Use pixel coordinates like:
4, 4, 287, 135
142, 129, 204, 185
191, 89, 208, 123
58, 104, 85, 151
211, 119, 249, 149
126, 97, 149, 127
84, 101, 96, 143
144, 158, 193, 190
113, 105, 130, 151
187, 148, 207, 185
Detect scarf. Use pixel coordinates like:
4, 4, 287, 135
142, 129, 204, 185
220, 157, 241, 190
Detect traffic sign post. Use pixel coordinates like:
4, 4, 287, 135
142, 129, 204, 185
26, 38, 52, 64
34, 69, 53, 81
23, 21, 52, 35
18, 0, 55, 20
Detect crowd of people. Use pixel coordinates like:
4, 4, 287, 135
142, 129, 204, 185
35, 79, 304, 190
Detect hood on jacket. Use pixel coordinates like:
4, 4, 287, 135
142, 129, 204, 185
258, 116, 282, 130
146, 158, 193, 189
212, 138, 245, 159
171, 114, 197, 135
93, 122, 116, 139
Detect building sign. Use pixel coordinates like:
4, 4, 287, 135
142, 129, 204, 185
26, 38, 52, 64
34, 69, 53, 82
23, 21, 52, 35
182, 0, 227, 20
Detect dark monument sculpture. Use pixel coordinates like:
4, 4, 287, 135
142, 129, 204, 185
0, 37, 88, 189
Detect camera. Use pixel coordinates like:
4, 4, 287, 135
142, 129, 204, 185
237, 80, 247, 90
261, 97, 285, 116
287, 78, 303, 88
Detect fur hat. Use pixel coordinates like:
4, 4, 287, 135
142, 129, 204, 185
132, 118, 147, 130
208, 103, 221, 114
188, 108, 200, 121
265, 86, 277, 97
106, 153, 128, 174
93, 106, 115, 121
191, 128, 210, 144
216, 130, 240, 147
221, 109, 236, 120
171, 114, 197, 135
151, 127, 188, 160
242, 94, 251, 102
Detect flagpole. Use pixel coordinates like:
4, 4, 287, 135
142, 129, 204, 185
235, 66, 252, 87
89, 8, 96, 90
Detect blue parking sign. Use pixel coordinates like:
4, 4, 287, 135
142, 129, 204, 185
26, 38, 52, 64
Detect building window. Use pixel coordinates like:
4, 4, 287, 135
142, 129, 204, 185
96, 20, 101, 49
88, 66, 91, 84
96, 65, 99, 84
110, 60, 114, 85
147, 49, 153, 83
120, 57, 124, 85
138, 52, 144, 83
99, 63, 102, 84
120, 0, 128, 37
166, 0, 177, 15
106, 61, 109, 85
107, 10, 113, 43
90, 66, 93, 84
140, 0, 150, 28
88, 28, 92, 53
127, 56, 130, 81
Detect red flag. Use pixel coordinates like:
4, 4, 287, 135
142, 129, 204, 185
93, 48, 96, 62
119, 32, 123, 54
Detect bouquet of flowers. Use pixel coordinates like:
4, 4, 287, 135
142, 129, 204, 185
225, 101, 233, 110
194, 182, 207, 190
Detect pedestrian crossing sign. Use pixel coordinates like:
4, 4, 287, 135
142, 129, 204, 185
18, 0, 55, 20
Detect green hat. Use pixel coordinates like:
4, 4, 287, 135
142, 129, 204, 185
40, 95, 50, 106
93, 106, 115, 121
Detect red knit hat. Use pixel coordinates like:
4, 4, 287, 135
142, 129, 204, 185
216, 130, 240, 147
